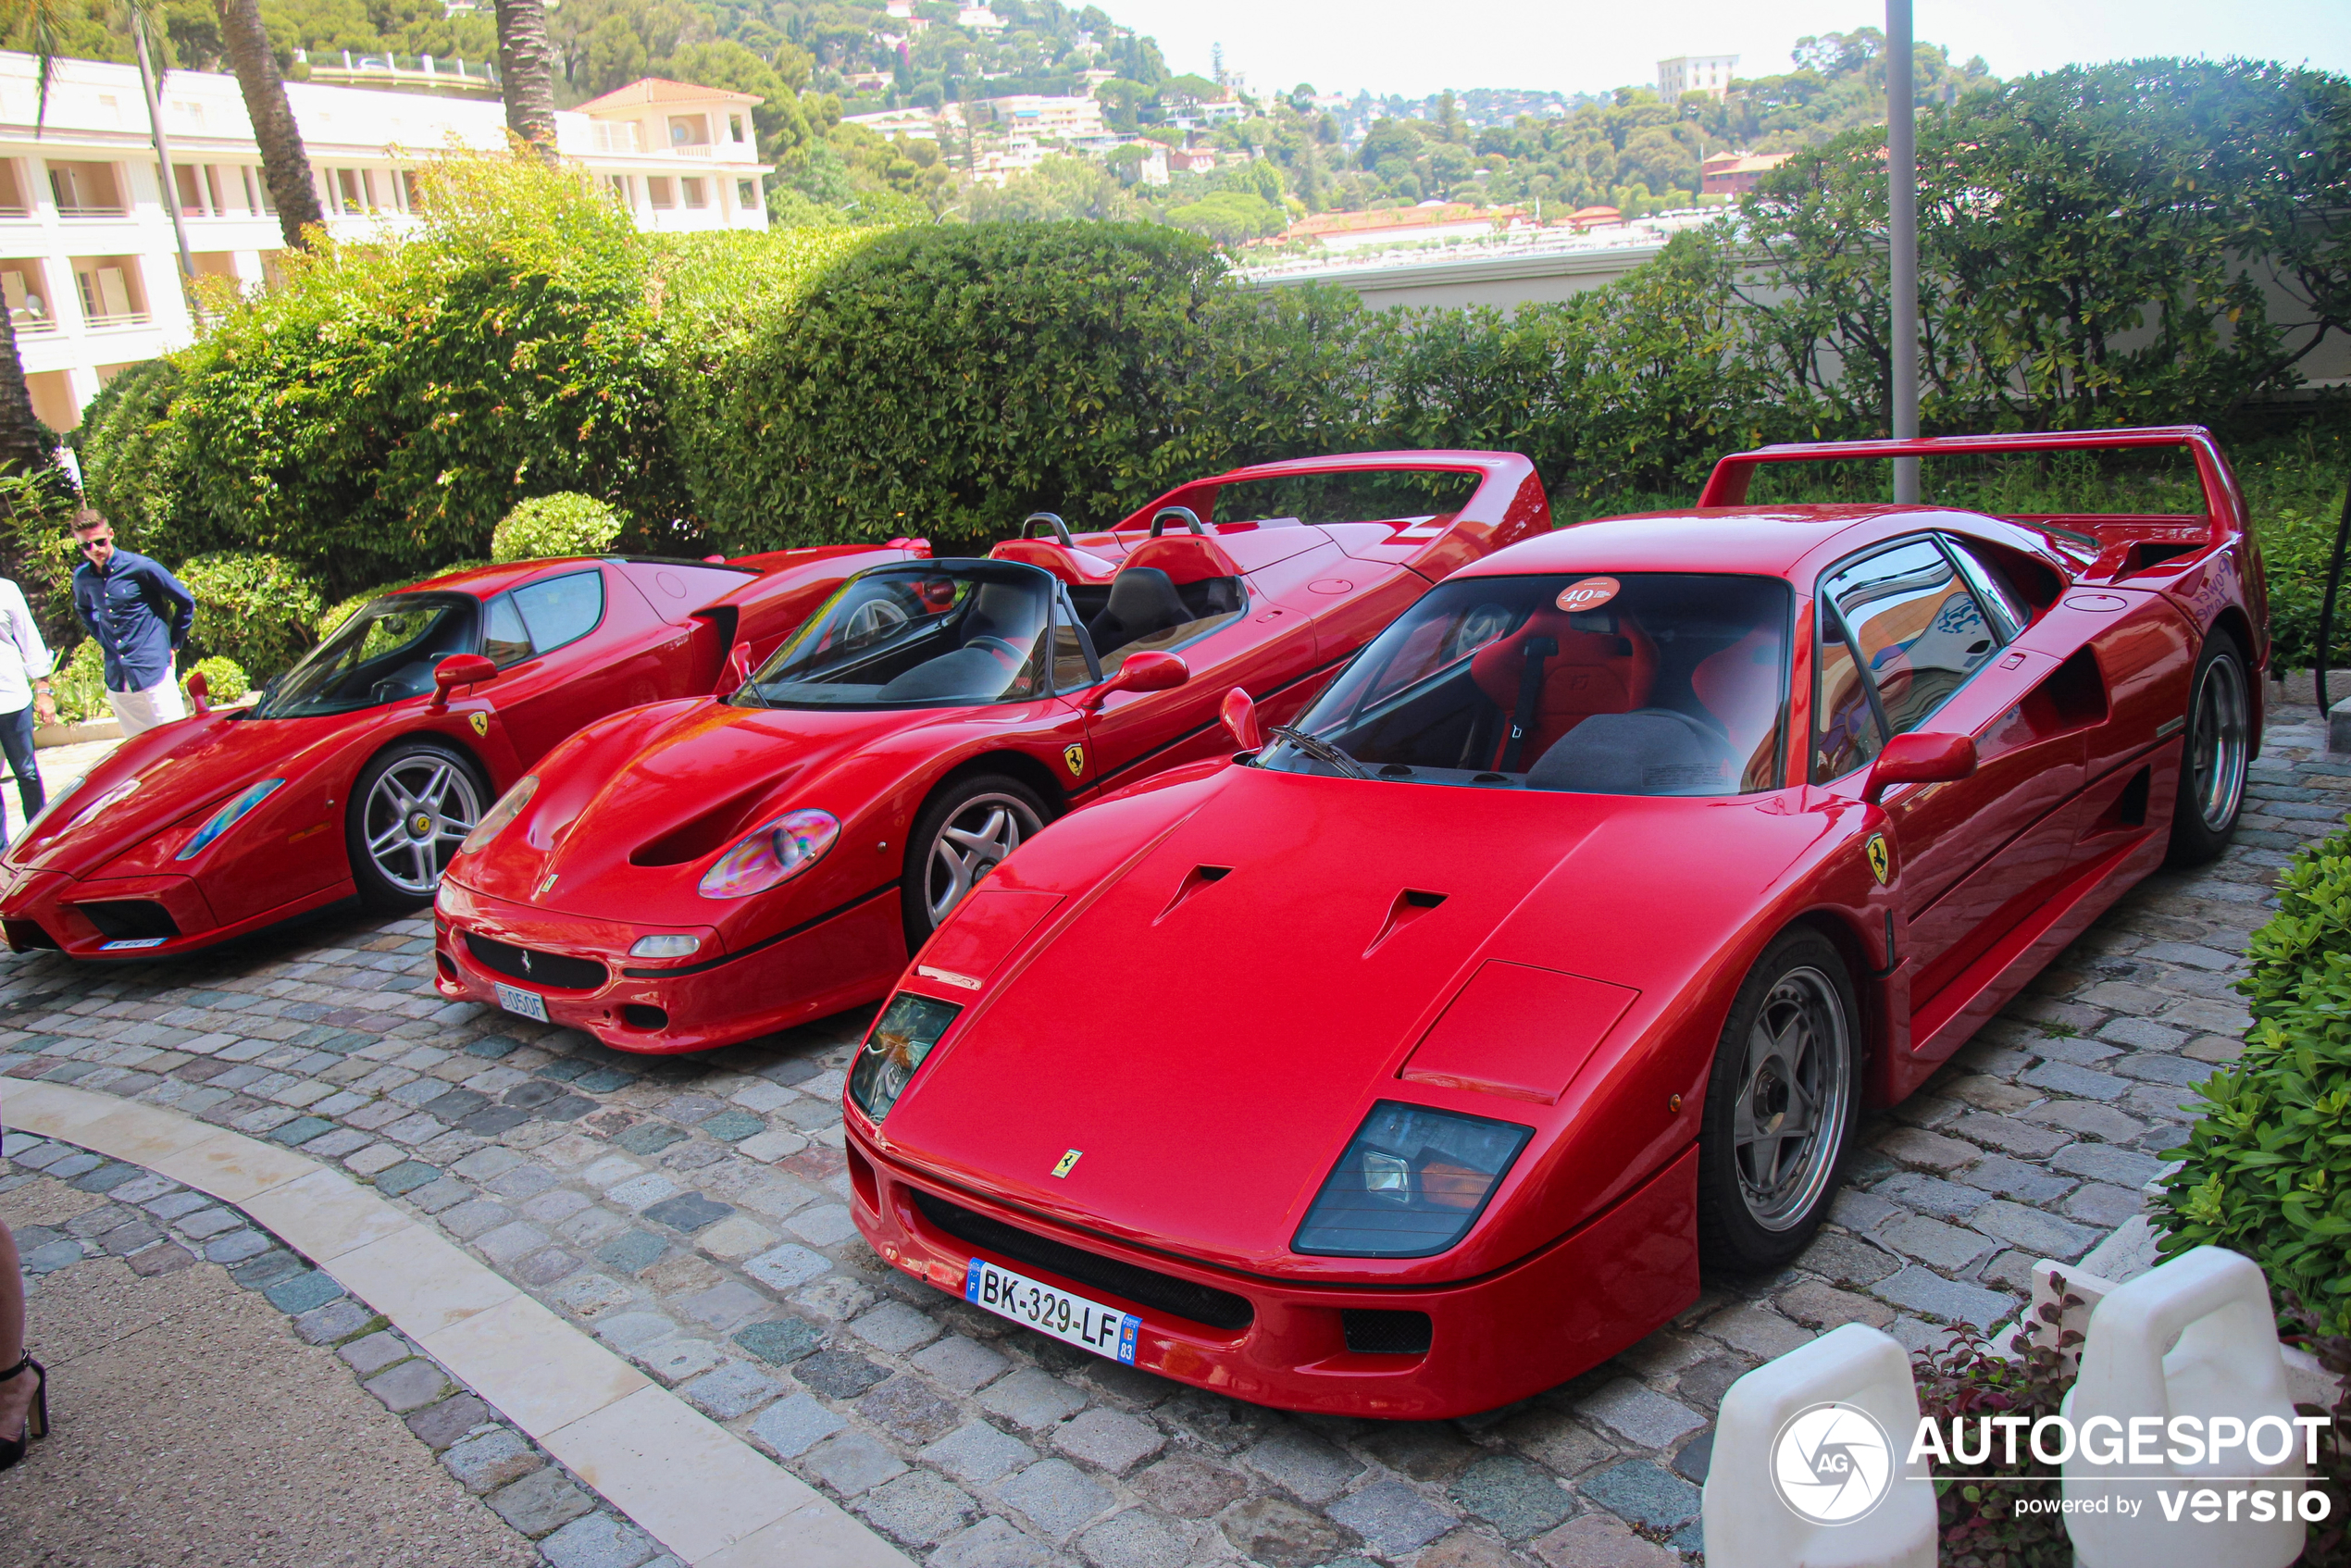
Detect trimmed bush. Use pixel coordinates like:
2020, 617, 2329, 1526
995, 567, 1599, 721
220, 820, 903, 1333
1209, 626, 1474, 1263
2156, 819, 2351, 1334
187, 655, 248, 703
175, 552, 326, 681
50, 638, 106, 725
491, 493, 626, 563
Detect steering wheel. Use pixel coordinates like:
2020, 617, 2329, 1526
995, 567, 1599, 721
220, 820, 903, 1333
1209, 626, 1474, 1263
1150, 505, 1207, 538
1024, 512, 1076, 547
842, 597, 911, 650
965, 635, 1026, 672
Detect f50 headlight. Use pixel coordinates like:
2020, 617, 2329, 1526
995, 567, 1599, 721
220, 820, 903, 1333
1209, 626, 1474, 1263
1292, 1101, 1532, 1258
177, 780, 285, 861
459, 774, 537, 855
699, 809, 839, 899
847, 991, 963, 1123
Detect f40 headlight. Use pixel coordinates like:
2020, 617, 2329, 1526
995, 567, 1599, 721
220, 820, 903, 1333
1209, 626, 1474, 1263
460, 774, 537, 855
177, 780, 285, 861
699, 809, 840, 899
1292, 1101, 1533, 1259
847, 990, 963, 1123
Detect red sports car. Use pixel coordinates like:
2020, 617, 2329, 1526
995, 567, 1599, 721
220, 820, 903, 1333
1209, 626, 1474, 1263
842, 427, 2263, 1419
430, 451, 1553, 1052
0, 545, 924, 960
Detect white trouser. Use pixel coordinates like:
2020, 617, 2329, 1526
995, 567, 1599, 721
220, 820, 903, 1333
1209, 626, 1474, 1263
106, 673, 186, 736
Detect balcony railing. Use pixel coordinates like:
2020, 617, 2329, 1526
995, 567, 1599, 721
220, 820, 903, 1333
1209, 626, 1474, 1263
0, 206, 31, 220
82, 311, 152, 330
8, 312, 56, 334
55, 205, 130, 218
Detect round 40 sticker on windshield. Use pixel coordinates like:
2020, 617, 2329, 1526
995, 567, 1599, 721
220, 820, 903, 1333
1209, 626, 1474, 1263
1556, 576, 1621, 613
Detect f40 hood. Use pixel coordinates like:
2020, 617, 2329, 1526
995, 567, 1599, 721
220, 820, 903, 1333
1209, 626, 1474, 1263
875, 766, 1830, 1278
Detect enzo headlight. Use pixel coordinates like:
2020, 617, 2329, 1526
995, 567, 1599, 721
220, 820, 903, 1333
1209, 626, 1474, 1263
1292, 1101, 1533, 1259
847, 990, 963, 1123
459, 774, 537, 855
699, 809, 840, 899
176, 780, 285, 861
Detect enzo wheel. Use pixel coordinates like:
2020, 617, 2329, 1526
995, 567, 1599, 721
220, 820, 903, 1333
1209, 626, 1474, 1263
2166, 632, 2249, 867
348, 739, 487, 910
902, 774, 1049, 949
1697, 928, 1859, 1273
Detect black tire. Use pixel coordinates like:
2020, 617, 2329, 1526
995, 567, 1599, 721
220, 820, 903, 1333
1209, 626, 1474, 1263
901, 773, 1051, 950
347, 739, 490, 911
2165, 631, 2251, 867
1696, 927, 1860, 1274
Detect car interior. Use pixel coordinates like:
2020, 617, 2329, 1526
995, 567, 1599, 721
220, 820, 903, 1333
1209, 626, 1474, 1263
1063, 534, 1246, 675
741, 564, 1064, 708
1268, 573, 1794, 796
252, 595, 485, 720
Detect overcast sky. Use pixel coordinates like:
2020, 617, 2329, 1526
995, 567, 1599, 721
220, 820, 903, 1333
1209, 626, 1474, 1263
1105, 0, 2351, 101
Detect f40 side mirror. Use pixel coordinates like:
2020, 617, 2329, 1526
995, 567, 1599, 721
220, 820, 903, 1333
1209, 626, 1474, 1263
1863, 731, 1976, 803
1221, 687, 1262, 753
431, 653, 501, 711
1084, 651, 1188, 710
722, 640, 755, 693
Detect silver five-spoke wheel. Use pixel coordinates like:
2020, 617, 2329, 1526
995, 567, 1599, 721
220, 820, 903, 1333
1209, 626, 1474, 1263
362, 753, 482, 897
2186, 646, 2248, 835
922, 791, 1041, 929
1730, 965, 1852, 1232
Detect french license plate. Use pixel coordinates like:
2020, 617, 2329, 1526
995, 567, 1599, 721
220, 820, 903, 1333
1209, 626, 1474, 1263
964, 1257, 1140, 1365
100, 937, 168, 951
493, 982, 548, 1023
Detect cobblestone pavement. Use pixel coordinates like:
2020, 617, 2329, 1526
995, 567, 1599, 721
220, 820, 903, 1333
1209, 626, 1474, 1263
1, 707, 2337, 1568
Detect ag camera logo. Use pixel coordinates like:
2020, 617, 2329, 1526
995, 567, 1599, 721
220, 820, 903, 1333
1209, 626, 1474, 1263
1772, 1401, 1896, 1524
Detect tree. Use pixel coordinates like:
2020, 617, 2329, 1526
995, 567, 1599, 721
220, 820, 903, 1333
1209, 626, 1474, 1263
494, 0, 558, 157
207, 0, 325, 246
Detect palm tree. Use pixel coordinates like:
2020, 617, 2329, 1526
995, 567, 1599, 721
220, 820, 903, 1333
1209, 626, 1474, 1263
211, 0, 326, 247
492, 0, 558, 159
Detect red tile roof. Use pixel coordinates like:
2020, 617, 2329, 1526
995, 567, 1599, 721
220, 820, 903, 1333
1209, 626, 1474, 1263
576, 77, 764, 111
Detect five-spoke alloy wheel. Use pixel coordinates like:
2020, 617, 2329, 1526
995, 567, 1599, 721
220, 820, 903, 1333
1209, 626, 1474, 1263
347, 740, 487, 908
902, 774, 1050, 948
1698, 927, 1860, 1271
2167, 631, 2250, 866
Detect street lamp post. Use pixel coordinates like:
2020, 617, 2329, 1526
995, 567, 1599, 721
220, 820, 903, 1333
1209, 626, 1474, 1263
1887, 0, 1919, 503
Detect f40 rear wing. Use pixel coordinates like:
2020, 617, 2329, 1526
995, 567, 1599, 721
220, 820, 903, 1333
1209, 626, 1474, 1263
1697, 426, 2249, 549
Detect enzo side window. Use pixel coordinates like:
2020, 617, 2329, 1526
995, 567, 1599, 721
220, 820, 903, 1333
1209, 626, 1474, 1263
483, 595, 533, 666
510, 569, 605, 655
1822, 540, 1999, 741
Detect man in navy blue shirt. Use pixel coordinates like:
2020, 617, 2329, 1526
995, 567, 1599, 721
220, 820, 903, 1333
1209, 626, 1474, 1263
69, 509, 195, 737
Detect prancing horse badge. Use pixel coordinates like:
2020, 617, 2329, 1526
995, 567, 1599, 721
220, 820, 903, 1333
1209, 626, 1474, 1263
1865, 833, 1892, 886
1063, 743, 1086, 778
468, 712, 489, 738
1051, 1149, 1082, 1178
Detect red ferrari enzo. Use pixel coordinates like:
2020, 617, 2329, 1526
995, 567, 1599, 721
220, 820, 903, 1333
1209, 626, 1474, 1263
843, 427, 2263, 1419
431, 451, 1552, 1052
0, 545, 923, 960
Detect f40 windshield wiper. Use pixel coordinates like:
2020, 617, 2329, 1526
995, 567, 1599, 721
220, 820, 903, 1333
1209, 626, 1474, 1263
1266, 725, 1368, 780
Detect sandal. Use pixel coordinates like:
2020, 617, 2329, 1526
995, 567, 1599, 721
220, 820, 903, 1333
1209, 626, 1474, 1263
0, 1351, 46, 1471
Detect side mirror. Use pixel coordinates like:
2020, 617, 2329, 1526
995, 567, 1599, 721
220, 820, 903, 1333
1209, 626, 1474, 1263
1084, 651, 1188, 710
185, 668, 211, 716
1221, 687, 1262, 753
1863, 731, 1976, 803
431, 653, 500, 711
723, 640, 755, 692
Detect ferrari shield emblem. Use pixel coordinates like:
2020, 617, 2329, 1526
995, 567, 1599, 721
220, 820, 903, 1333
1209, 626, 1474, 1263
1865, 834, 1892, 886
468, 712, 489, 738
537, 873, 559, 897
1063, 743, 1086, 778
1051, 1149, 1082, 1178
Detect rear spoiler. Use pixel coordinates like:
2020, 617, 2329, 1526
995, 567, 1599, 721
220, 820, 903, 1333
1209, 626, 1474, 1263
1697, 426, 2248, 548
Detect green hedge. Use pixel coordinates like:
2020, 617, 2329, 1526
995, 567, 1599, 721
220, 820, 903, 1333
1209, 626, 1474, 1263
492, 493, 626, 562
176, 552, 325, 681
2156, 820, 2351, 1334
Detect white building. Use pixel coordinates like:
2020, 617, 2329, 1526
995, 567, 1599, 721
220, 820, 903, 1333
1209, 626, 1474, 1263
0, 54, 769, 429
1658, 54, 1738, 100
980, 94, 1106, 142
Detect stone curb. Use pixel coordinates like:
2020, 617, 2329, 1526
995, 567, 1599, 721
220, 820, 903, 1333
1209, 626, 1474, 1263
6, 1080, 910, 1568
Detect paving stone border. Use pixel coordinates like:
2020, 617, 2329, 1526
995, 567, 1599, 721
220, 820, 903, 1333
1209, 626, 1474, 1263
2, 704, 2343, 1568
4, 1133, 678, 1568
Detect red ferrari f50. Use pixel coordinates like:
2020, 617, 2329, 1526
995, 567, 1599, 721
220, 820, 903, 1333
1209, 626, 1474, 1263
845, 427, 2263, 1419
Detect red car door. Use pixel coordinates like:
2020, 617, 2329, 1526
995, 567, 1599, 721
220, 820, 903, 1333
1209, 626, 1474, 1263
485, 566, 673, 765
1811, 537, 2091, 997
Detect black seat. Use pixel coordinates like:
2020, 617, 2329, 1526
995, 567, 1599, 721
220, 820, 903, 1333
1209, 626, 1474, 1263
877, 647, 1010, 702
961, 581, 1040, 648
1526, 709, 1742, 796
1087, 566, 1192, 654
